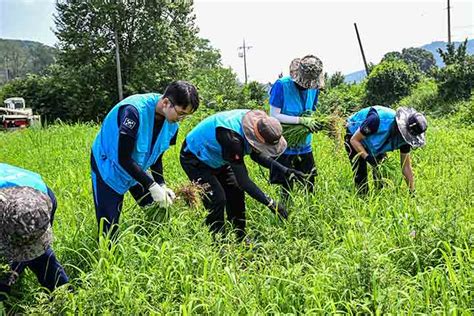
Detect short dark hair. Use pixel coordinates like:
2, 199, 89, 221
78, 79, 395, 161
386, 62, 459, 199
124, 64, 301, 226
163, 81, 199, 113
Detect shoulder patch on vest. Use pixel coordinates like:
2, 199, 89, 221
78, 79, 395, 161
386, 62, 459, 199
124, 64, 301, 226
123, 118, 136, 130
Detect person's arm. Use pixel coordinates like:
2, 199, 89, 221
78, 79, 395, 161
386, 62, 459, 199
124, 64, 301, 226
250, 151, 306, 180
269, 80, 300, 125
148, 128, 178, 185
400, 145, 415, 192
350, 108, 380, 165
118, 133, 154, 189
270, 105, 300, 124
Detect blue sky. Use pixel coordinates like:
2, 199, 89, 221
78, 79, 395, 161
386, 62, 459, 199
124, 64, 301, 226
1, 0, 473, 82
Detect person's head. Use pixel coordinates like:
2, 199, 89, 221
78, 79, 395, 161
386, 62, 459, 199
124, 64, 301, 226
242, 110, 287, 157
161, 81, 200, 123
0, 187, 52, 262
289, 55, 325, 90
395, 107, 428, 148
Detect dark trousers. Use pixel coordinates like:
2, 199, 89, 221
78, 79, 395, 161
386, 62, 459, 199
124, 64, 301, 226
91, 154, 153, 238
269, 152, 317, 201
0, 189, 69, 301
344, 132, 385, 194
180, 148, 246, 241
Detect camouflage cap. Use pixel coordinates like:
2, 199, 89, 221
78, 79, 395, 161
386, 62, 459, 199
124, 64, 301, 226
0, 186, 52, 262
290, 55, 325, 89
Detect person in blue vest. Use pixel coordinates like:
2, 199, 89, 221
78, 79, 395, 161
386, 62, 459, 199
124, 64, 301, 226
269, 55, 325, 200
0, 163, 69, 302
91, 81, 199, 238
345, 106, 428, 194
180, 109, 307, 242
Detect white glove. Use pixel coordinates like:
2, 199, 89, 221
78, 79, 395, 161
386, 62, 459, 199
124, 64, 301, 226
148, 182, 172, 208
161, 184, 176, 201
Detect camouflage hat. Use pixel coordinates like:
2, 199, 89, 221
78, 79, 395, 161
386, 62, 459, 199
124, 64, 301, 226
290, 55, 325, 89
0, 187, 52, 262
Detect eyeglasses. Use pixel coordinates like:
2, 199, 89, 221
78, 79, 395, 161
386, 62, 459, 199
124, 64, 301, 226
168, 99, 192, 120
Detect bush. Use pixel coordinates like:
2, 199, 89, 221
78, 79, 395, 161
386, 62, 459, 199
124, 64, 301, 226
365, 60, 420, 106
396, 79, 439, 113
0, 64, 112, 123
318, 82, 366, 115
435, 59, 474, 102
455, 96, 474, 126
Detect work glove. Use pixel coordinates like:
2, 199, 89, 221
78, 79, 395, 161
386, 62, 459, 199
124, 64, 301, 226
148, 182, 172, 208
364, 154, 378, 167
285, 168, 307, 182
267, 199, 288, 220
161, 184, 176, 201
299, 117, 319, 132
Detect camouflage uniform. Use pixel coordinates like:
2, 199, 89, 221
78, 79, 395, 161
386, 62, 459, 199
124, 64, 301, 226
0, 186, 68, 301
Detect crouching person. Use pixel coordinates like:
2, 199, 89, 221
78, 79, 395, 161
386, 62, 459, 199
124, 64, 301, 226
0, 164, 69, 302
345, 106, 428, 195
180, 110, 306, 242
91, 81, 199, 239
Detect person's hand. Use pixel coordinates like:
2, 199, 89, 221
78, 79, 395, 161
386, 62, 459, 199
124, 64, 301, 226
268, 199, 288, 220
364, 154, 378, 167
299, 117, 319, 132
161, 184, 176, 201
285, 168, 307, 181
148, 182, 172, 208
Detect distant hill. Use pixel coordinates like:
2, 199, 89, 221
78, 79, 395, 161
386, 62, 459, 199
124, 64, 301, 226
344, 39, 474, 83
0, 38, 57, 85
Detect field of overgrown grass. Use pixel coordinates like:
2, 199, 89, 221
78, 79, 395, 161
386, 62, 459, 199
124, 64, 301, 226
0, 113, 472, 314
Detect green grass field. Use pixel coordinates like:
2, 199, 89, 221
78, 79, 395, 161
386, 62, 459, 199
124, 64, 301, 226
0, 116, 473, 314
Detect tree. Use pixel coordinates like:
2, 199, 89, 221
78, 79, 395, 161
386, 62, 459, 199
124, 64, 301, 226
401, 47, 436, 73
382, 48, 435, 73
436, 40, 474, 101
326, 71, 345, 89
365, 60, 420, 106
54, 0, 199, 114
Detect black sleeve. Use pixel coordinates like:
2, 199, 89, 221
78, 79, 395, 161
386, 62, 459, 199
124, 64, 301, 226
215, 127, 245, 163
250, 151, 288, 175
360, 108, 380, 136
118, 105, 140, 139
400, 144, 411, 154
118, 133, 154, 189
170, 128, 178, 146
149, 154, 165, 185
230, 162, 272, 206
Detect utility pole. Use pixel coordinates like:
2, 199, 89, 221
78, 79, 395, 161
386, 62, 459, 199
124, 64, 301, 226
447, 0, 452, 44
238, 39, 252, 84
4, 56, 9, 82
114, 27, 123, 101
354, 23, 370, 76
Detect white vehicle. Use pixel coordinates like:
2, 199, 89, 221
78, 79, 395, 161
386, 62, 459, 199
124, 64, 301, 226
0, 97, 41, 130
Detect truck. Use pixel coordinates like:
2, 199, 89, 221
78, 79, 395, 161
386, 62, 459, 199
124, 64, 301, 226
0, 97, 41, 131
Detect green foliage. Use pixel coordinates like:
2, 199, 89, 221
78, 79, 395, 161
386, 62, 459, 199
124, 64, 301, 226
318, 82, 366, 115
0, 39, 56, 84
365, 60, 420, 106
436, 62, 474, 102
326, 71, 345, 89
48, 0, 199, 119
437, 39, 470, 66
382, 48, 436, 74
397, 79, 439, 113
0, 121, 472, 314
454, 95, 474, 126
242, 81, 268, 105
0, 64, 111, 122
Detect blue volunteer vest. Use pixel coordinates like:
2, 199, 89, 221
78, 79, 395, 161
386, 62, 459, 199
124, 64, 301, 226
347, 106, 407, 156
185, 109, 252, 169
0, 163, 48, 194
279, 76, 319, 155
91, 93, 179, 194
